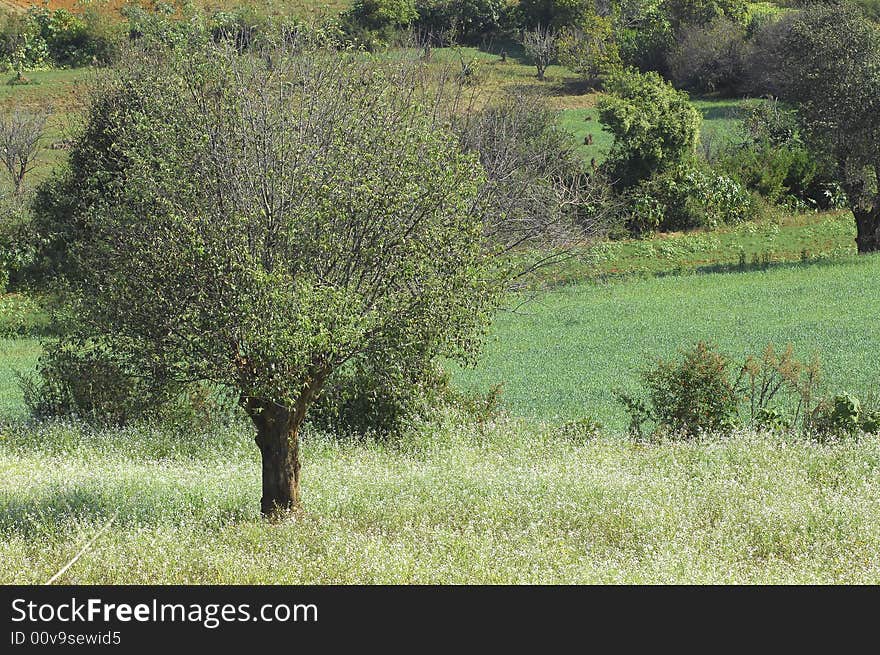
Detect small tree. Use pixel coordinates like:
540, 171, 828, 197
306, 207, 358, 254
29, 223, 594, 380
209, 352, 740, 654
521, 24, 557, 81
557, 14, 621, 87
33, 38, 597, 515
597, 68, 701, 188
773, 3, 880, 253
35, 41, 500, 516
0, 109, 48, 195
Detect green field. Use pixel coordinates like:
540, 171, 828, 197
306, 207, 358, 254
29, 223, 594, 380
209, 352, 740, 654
455, 253, 880, 429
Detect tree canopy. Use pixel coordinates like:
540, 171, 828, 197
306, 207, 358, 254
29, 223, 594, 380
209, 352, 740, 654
773, 2, 880, 252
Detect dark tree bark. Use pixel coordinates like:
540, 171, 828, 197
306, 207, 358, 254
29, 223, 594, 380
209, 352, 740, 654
248, 403, 301, 515
243, 379, 324, 517
854, 206, 880, 254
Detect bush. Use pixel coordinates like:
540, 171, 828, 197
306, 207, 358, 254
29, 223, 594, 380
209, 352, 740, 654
0, 6, 120, 69
556, 14, 621, 86
616, 342, 740, 439
518, 0, 594, 29
414, 0, 505, 42
598, 68, 701, 189
811, 393, 863, 440
616, 7, 673, 75
624, 162, 752, 234
342, 0, 418, 47
715, 99, 840, 209
617, 342, 824, 439
308, 354, 450, 438
18, 340, 236, 428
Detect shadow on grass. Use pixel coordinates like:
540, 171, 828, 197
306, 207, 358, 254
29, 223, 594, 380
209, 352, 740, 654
0, 482, 257, 539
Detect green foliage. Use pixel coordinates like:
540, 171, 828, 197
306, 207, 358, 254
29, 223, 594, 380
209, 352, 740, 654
663, 0, 749, 33
811, 393, 863, 439
615, 2, 674, 73
556, 13, 621, 84
33, 38, 501, 439
18, 339, 181, 425
343, 0, 418, 46
598, 68, 701, 188
624, 161, 751, 233
518, 0, 595, 29
308, 355, 450, 438
715, 100, 837, 209
669, 16, 747, 94
18, 338, 239, 429
557, 415, 603, 440
616, 341, 739, 439
735, 342, 821, 431
414, 0, 506, 41
616, 341, 827, 439
771, 2, 880, 251
0, 6, 119, 70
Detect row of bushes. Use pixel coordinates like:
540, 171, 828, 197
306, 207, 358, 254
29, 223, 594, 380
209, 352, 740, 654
616, 341, 880, 441
21, 334, 880, 444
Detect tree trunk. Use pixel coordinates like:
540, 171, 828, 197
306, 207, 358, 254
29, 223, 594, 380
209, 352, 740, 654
249, 404, 302, 516
854, 207, 880, 254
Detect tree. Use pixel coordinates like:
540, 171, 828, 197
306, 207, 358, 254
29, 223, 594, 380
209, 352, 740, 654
33, 38, 597, 515
557, 13, 621, 86
662, 0, 747, 34
668, 16, 746, 94
521, 24, 557, 80
34, 40, 500, 516
773, 3, 880, 253
0, 109, 48, 195
518, 0, 595, 29
597, 68, 701, 188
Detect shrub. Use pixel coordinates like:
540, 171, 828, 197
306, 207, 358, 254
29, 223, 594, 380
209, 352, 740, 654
624, 162, 751, 234
811, 393, 863, 440
616, 8, 673, 75
414, 0, 505, 42
598, 68, 701, 189
307, 354, 450, 438
0, 6, 120, 69
617, 342, 823, 439
518, 0, 594, 29
556, 14, 621, 86
18, 339, 237, 428
735, 342, 821, 432
342, 0, 418, 47
715, 100, 840, 209
616, 342, 739, 439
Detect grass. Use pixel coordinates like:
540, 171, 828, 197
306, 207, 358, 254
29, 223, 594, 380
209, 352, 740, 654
0, 337, 40, 417
2, 418, 880, 583
454, 252, 880, 429
541, 210, 857, 284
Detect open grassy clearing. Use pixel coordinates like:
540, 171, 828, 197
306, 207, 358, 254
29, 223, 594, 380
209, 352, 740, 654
2, 419, 880, 583
455, 253, 880, 428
